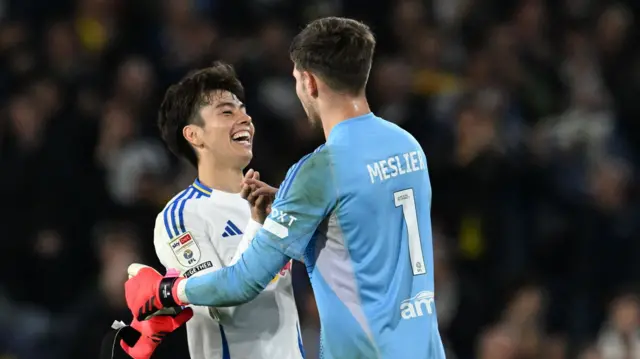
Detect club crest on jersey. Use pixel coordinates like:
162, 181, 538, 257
168, 232, 201, 267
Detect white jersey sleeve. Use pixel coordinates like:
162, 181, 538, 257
154, 199, 262, 320
230, 219, 263, 264
154, 193, 250, 359
154, 183, 304, 359
154, 203, 220, 274
154, 201, 230, 319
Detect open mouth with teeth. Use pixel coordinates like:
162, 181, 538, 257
232, 130, 252, 146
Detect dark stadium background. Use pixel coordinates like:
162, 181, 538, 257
1, 0, 640, 358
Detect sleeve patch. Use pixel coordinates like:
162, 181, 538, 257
263, 217, 289, 239
168, 232, 201, 267
183, 261, 213, 277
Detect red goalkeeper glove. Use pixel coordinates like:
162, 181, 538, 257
124, 264, 187, 321
119, 307, 193, 359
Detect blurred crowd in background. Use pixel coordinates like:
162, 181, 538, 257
1, 0, 640, 358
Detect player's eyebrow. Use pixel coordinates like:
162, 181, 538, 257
215, 101, 245, 109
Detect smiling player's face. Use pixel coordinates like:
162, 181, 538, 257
188, 90, 254, 169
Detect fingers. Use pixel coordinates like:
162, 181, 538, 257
128, 263, 151, 279
247, 188, 259, 205
120, 340, 133, 354
243, 178, 267, 187
252, 186, 277, 198
243, 172, 277, 207
144, 307, 177, 320
243, 179, 278, 197
246, 187, 275, 209
240, 185, 251, 199
240, 169, 255, 199
246, 171, 260, 203
174, 307, 194, 325
243, 169, 254, 181
254, 195, 265, 209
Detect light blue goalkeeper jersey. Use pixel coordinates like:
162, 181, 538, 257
185, 112, 446, 359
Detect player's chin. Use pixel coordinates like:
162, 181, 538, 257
231, 141, 253, 163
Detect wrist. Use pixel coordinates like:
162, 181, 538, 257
172, 277, 190, 305
251, 213, 266, 224
158, 276, 185, 307
245, 219, 263, 234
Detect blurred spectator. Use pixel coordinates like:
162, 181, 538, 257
580, 345, 604, 359
64, 221, 142, 358
96, 102, 170, 206
597, 291, 640, 359
61, 221, 189, 359
477, 325, 517, 359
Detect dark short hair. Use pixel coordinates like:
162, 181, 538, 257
158, 62, 245, 167
289, 17, 376, 95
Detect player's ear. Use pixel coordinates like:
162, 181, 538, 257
303, 71, 319, 99
183, 124, 204, 148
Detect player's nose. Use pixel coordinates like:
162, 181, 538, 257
237, 112, 252, 126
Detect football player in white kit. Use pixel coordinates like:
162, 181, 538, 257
153, 62, 304, 359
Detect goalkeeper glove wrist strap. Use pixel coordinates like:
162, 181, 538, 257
159, 276, 179, 307
159, 276, 185, 307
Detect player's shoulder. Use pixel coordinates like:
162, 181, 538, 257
276, 144, 336, 203
369, 114, 421, 144
299, 143, 330, 162
283, 144, 331, 181
155, 179, 213, 240
156, 180, 212, 221
300, 143, 333, 169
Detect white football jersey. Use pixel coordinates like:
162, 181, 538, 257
154, 178, 305, 359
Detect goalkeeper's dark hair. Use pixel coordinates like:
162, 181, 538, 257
158, 62, 245, 167
289, 17, 376, 96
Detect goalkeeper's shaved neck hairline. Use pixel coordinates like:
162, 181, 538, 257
289, 17, 376, 96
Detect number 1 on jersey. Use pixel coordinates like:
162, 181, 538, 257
394, 189, 426, 276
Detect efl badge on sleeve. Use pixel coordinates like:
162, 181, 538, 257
168, 232, 201, 267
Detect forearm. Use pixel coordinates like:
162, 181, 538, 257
176, 236, 289, 307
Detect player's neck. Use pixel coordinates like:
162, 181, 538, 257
197, 159, 243, 193
319, 95, 370, 139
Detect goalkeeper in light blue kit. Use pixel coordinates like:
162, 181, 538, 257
125, 17, 446, 359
